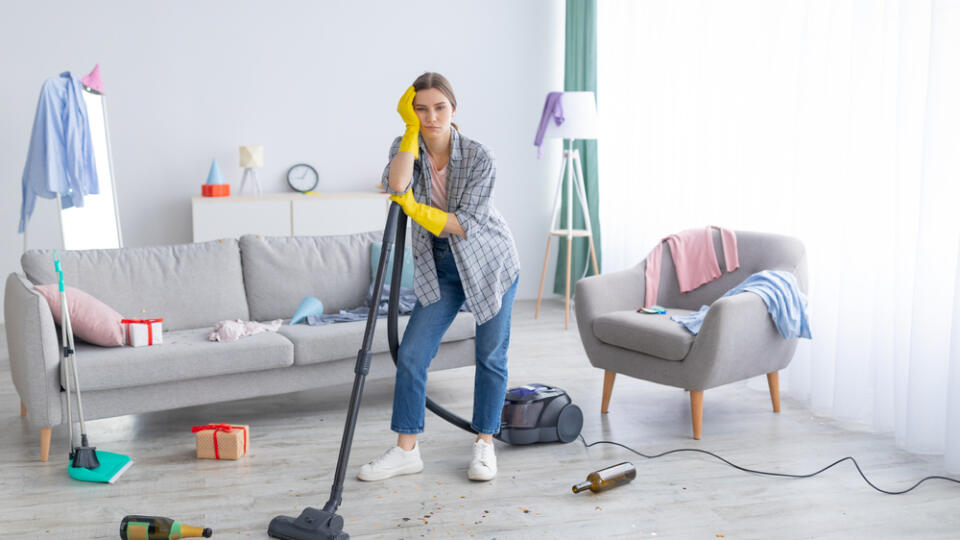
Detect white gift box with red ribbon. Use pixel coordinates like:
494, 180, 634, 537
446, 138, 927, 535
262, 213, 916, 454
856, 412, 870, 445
122, 318, 163, 347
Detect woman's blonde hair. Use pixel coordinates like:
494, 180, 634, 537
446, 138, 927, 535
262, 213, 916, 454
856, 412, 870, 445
413, 72, 459, 131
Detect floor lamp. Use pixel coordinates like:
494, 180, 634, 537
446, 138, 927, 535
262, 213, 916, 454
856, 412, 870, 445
534, 91, 600, 329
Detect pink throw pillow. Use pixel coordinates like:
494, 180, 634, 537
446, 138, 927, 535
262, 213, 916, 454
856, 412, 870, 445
34, 284, 125, 347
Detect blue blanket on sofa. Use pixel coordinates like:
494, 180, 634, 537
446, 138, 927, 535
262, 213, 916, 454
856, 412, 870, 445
671, 270, 812, 338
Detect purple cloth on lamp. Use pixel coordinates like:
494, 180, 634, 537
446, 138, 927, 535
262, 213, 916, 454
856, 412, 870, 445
534, 91, 565, 158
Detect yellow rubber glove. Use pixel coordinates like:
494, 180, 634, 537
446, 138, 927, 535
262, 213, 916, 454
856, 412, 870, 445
389, 189, 448, 237
397, 86, 420, 159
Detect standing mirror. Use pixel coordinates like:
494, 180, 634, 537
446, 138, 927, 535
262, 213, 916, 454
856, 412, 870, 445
58, 83, 123, 250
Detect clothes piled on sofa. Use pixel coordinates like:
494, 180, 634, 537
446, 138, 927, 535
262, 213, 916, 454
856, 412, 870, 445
208, 319, 282, 342
305, 283, 419, 326
671, 270, 812, 339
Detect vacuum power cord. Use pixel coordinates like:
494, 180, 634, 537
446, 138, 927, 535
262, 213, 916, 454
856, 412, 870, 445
579, 435, 960, 495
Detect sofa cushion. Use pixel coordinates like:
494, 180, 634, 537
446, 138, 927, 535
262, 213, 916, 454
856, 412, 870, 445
278, 311, 476, 366
65, 328, 294, 391
34, 284, 125, 347
592, 309, 697, 361
22, 239, 249, 332
240, 232, 382, 322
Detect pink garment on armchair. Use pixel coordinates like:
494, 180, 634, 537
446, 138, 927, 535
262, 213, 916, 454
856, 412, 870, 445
644, 226, 739, 308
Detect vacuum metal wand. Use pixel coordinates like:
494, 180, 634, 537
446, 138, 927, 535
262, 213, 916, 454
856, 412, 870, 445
268, 203, 403, 540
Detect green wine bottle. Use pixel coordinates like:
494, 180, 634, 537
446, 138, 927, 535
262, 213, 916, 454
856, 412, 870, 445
119, 515, 212, 539
572, 462, 637, 493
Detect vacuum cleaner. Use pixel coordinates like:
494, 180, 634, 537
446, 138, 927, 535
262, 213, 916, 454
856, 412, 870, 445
267, 203, 582, 540
499, 384, 583, 445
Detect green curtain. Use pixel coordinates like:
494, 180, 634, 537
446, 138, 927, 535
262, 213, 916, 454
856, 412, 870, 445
554, 0, 601, 294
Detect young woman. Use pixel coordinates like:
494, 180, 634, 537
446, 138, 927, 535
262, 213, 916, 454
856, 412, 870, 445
359, 72, 520, 482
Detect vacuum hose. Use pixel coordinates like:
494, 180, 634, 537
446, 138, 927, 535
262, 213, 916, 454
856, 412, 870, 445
386, 208, 484, 436
267, 203, 486, 540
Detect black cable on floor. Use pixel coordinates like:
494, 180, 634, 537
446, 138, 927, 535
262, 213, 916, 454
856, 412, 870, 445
578, 435, 960, 495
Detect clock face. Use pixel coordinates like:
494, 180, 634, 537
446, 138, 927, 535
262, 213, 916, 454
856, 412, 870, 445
287, 164, 319, 193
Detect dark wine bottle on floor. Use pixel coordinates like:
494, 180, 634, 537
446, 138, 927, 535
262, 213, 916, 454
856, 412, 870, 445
572, 462, 637, 493
119, 515, 212, 539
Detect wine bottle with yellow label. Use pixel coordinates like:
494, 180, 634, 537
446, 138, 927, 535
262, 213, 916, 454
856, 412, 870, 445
119, 515, 212, 539
572, 462, 637, 494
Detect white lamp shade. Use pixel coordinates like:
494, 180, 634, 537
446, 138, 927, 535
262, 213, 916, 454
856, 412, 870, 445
543, 91, 598, 140
239, 145, 264, 168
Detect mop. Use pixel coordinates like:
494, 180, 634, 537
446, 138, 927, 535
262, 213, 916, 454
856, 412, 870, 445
55, 252, 132, 483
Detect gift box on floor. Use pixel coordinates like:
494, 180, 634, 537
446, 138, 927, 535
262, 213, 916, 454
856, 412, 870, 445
192, 423, 249, 460
122, 318, 163, 347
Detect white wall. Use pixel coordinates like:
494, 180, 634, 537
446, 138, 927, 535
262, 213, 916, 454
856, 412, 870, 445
0, 0, 567, 321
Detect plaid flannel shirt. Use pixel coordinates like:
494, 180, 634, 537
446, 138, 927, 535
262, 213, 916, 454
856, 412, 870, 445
382, 127, 520, 325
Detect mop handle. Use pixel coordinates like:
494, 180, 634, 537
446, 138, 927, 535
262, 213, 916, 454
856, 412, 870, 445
64, 300, 88, 436
54, 251, 75, 451
54, 251, 64, 291
54, 251, 89, 438
61, 286, 74, 452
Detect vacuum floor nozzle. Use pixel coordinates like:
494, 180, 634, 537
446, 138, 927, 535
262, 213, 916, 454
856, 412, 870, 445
268, 507, 348, 540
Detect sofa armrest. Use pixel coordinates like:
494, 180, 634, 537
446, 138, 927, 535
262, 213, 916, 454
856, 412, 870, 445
4, 273, 62, 428
685, 291, 798, 389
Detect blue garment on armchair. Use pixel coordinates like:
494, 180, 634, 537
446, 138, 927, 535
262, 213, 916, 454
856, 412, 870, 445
18, 72, 99, 233
671, 270, 812, 339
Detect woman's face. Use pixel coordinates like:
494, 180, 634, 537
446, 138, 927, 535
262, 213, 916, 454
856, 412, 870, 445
413, 88, 455, 139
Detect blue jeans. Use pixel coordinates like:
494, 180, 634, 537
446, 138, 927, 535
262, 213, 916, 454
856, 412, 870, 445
391, 237, 519, 435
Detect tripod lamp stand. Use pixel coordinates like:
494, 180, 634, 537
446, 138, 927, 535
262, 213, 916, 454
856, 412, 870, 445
534, 91, 600, 329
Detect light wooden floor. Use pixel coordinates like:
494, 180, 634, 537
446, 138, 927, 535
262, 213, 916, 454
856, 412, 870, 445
3, 299, 959, 539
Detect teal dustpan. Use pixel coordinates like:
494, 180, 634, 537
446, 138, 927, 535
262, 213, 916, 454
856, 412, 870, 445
67, 451, 133, 483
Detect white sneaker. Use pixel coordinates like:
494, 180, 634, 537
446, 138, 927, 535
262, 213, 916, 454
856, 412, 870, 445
468, 439, 497, 481
357, 443, 424, 481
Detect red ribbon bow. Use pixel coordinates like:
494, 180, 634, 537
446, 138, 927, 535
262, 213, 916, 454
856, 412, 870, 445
191, 423, 247, 459
121, 318, 163, 346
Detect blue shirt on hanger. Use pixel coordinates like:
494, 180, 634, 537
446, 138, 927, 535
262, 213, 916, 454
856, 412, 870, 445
19, 71, 99, 233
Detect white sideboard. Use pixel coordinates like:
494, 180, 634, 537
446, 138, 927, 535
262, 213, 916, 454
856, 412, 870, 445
191, 192, 390, 242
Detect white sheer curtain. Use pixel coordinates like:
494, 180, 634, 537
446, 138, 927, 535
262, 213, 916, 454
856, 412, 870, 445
597, 0, 960, 471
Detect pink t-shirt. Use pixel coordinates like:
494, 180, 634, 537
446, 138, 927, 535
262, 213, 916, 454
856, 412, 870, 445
425, 149, 448, 211
644, 226, 740, 308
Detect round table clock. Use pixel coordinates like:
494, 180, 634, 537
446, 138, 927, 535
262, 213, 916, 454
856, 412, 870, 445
286, 163, 319, 193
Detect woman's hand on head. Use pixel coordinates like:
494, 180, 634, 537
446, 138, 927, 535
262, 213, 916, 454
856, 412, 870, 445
397, 86, 420, 158
397, 86, 419, 129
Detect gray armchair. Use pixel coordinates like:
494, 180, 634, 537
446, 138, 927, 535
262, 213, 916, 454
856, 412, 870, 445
574, 230, 807, 439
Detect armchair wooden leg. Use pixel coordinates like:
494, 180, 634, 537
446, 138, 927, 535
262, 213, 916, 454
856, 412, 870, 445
20, 400, 26, 417
40, 427, 51, 462
690, 390, 703, 440
601, 371, 616, 413
767, 371, 781, 413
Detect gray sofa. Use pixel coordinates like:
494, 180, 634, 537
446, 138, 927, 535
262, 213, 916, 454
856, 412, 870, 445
5, 231, 476, 461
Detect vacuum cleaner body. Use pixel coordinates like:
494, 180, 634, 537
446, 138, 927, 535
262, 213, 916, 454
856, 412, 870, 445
498, 384, 583, 445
